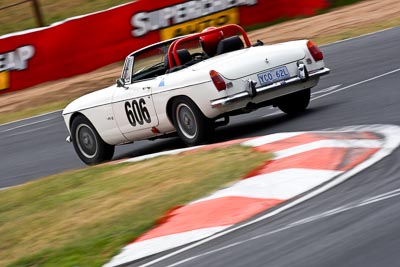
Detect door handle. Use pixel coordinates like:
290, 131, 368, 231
142, 86, 151, 90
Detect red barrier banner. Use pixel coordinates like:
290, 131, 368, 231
0, 0, 328, 94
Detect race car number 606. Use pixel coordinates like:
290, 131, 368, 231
125, 98, 151, 126
62, 24, 330, 165
257, 66, 290, 86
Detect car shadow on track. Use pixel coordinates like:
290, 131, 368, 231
212, 107, 323, 143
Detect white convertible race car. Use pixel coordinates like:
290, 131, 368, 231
63, 24, 329, 165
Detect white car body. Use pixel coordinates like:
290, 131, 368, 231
63, 24, 329, 164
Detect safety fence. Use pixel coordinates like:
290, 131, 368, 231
0, 0, 329, 94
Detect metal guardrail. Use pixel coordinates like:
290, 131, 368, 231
0, 0, 44, 27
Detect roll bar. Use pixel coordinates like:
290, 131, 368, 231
167, 24, 251, 68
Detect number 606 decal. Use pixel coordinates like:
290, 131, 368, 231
125, 98, 151, 126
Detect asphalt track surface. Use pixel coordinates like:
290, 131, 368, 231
127, 27, 400, 267
1, 26, 400, 266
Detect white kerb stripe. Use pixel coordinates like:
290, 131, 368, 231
134, 125, 400, 267
103, 226, 230, 267
241, 132, 304, 147
191, 169, 342, 204
275, 139, 383, 160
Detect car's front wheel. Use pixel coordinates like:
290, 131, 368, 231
71, 115, 115, 165
171, 97, 213, 146
277, 88, 311, 115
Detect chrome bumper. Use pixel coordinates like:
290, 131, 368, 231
211, 67, 330, 108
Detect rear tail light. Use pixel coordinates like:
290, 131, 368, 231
307, 40, 323, 61
210, 70, 227, 91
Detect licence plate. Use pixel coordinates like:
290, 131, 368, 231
257, 66, 290, 86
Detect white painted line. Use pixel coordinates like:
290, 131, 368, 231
0, 117, 56, 133
0, 110, 61, 127
311, 84, 342, 95
262, 68, 399, 118
5, 125, 53, 137
165, 187, 400, 267
311, 68, 400, 101
136, 125, 400, 267
322, 27, 396, 47
261, 110, 282, 118
103, 226, 230, 267
0, 186, 11, 191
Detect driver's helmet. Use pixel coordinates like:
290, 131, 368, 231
199, 27, 224, 57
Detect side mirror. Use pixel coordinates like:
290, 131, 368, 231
116, 78, 128, 89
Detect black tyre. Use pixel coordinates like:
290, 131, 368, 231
71, 115, 115, 165
171, 97, 214, 146
277, 88, 311, 115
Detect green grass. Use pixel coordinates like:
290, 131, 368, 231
0, 145, 271, 267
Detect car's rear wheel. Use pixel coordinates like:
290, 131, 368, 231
71, 115, 114, 165
172, 97, 213, 146
277, 88, 311, 115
